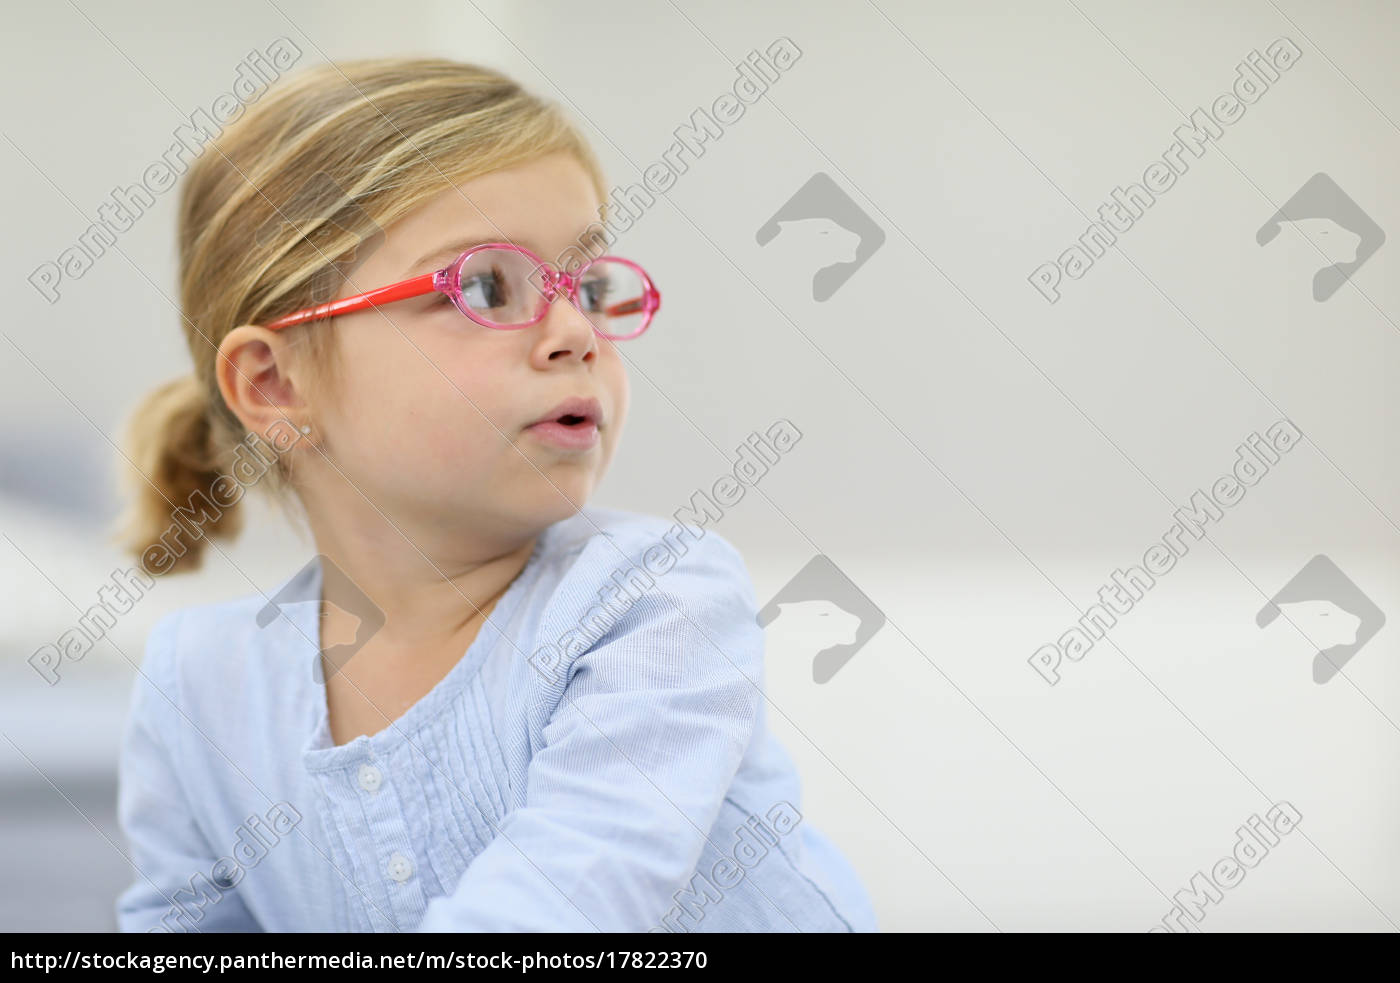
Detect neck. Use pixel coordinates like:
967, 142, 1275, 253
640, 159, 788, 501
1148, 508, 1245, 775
306, 517, 540, 654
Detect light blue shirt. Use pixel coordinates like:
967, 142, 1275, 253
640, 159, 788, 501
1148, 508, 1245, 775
115, 506, 878, 933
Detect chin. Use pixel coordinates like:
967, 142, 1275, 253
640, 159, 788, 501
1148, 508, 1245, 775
519, 471, 597, 519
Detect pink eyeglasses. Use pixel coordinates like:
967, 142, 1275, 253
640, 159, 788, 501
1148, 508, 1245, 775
263, 242, 661, 340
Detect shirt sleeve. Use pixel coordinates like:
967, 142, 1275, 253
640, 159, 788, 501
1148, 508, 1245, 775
416, 529, 765, 933
114, 612, 262, 933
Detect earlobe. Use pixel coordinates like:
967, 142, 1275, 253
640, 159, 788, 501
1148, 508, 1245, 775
216, 324, 310, 440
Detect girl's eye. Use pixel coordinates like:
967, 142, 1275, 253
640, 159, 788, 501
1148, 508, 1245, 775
579, 276, 611, 312
461, 269, 508, 309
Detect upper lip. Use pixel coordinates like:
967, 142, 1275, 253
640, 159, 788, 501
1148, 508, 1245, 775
529, 396, 603, 428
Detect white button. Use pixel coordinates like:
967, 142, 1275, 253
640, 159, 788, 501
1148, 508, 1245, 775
387, 853, 413, 883
358, 764, 382, 792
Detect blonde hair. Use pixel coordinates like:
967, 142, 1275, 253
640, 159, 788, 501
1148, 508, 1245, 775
116, 57, 608, 574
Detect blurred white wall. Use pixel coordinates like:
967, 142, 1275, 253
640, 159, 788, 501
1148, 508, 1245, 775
2, 0, 1397, 932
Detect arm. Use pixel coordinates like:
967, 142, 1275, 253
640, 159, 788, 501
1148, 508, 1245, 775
417, 531, 765, 933
114, 613, 262, 933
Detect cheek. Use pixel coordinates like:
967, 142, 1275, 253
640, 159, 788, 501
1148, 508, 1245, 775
599, 345, 630, 418
326, 331, 517, 473
599, 352, 630, 464
402, 369, 523, 475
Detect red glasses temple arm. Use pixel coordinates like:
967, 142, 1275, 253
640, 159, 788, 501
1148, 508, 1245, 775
604, 297, 647, 316
263, 273, 438, 331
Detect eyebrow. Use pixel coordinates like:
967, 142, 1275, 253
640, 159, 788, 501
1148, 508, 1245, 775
407, 236, 536, 276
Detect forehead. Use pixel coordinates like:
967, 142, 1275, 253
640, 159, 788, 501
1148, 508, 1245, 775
372, 152, 604, 278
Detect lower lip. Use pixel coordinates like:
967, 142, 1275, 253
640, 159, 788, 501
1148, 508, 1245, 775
526, 420, 600, 450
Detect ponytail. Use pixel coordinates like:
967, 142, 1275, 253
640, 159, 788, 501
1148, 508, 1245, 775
115, 375, 244, 574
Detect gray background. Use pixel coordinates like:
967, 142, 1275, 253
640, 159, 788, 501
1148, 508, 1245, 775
1, 0, 1396, 932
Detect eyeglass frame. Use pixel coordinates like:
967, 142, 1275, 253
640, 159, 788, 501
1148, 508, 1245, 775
260, 241, 661, 340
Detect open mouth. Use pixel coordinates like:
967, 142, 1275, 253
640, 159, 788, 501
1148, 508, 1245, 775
531, 396, 602, 430
527, 397, 603, 450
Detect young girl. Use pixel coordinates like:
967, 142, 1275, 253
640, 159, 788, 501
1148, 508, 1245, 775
114, 56, 877, 933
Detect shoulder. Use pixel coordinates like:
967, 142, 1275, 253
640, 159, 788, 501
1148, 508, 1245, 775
536, 505, 753, 610
129, 607, 185, 713
141, 589, 283, 664
540, 504, 742, 565
134, 562, 318, 714
525, 506, 762, 688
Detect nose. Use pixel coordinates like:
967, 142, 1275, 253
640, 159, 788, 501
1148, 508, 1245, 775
529, 273, 600, 367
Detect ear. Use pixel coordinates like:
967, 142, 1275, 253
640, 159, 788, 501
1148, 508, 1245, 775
216, 325, 311, 440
